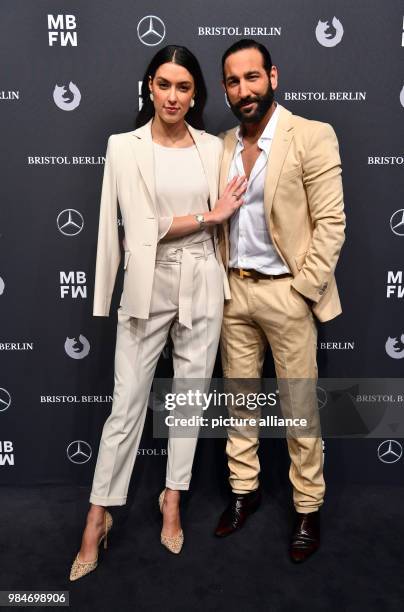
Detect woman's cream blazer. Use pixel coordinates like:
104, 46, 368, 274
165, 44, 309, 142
93, 118, 229, 318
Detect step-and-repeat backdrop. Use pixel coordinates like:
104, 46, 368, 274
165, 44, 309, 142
1, 1, 403, 494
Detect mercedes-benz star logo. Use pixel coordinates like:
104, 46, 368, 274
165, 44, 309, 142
390, 209, 404, 236
137, 15, 166, 46
0, 388, 11, 412
377, 439, 403, 464
67, 440, 92, 464
316, 386, 328, 410
400, 85, 404, 109
57, 209, 84, 236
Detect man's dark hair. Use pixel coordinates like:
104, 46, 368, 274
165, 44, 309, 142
221, 39, 273, 79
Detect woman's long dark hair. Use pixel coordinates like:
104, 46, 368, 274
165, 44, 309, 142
135, 45, 207, 130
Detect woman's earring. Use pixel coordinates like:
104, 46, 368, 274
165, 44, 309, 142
149, 92, 154, 102
190, 98, 195, 108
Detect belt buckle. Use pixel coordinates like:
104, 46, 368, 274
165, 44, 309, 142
239, 268, 251, 279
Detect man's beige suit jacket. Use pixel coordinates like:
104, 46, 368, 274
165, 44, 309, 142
217, 105, 346, 322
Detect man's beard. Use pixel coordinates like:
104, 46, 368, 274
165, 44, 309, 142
229, 83, 275, 124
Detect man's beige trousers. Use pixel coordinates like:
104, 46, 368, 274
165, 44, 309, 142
90, 239, 223, 506
220, 271, 325, 513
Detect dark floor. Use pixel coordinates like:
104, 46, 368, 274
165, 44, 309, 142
1, 482, 403, 612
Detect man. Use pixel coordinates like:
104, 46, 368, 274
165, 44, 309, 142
215, 39, 345, 562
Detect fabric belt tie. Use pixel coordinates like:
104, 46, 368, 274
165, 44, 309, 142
156, 237, 215, 330
178, 247, 195, 330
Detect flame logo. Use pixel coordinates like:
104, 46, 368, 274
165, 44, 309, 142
64, 335, 90, 359
53, 81, 81, 111
385, 335, 404, 359
315, 17, 344, 47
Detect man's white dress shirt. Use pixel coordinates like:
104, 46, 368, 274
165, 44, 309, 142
228, 102, 290, 274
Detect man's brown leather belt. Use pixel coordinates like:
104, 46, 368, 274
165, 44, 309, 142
231, 268, 292, 280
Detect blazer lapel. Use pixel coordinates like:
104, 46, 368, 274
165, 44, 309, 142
129, 119, 157, 215
263, 106, 294, 219
186, 122, 218, 211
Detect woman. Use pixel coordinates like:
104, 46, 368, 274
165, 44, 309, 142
69, 44, 246, 580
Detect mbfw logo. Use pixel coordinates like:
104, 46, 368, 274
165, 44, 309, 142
385, 334, 404, 359
57, 209, 84, 236
64, 335, 90, 359
0, 388, 11, 412
0, 277, 4, 295
377, 440, 402, 464
60, 271, 87, 298
386, 271, 404, 298
53, 82, 81, 111
137, 16, 165, 46
0, 441, 14, 466
67, 440, 92, 464
48, 14, 78, 46
315, 17, 344, 47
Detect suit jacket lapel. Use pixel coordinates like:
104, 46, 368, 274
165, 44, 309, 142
219, 128, 237, 196
129, 119, 157, 215
218, 129, 238, 269
263, 106, 294, 219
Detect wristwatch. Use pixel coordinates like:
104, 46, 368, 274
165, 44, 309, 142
194, 214, 206, 230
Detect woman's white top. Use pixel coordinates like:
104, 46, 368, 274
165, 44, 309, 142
153, 142, 213, 245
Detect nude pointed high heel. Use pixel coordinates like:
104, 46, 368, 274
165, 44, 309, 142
158, 489, 184, 554
69, 510, 113, 581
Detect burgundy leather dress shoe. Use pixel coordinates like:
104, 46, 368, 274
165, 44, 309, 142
290, 510, 320, 563
214, 489, 261, 537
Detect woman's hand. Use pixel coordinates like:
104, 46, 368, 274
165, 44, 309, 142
209, 176, 247, 224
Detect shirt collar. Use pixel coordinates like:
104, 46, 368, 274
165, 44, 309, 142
235, 102, 281, 153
